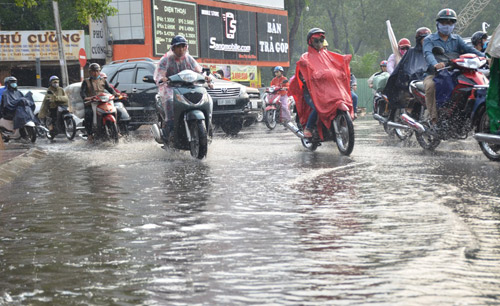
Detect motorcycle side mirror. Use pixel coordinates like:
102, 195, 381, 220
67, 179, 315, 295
114, 82, 120, 89
143, 75, 155, 83
432, 46, 445, 55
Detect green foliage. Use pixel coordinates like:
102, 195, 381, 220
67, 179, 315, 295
350, 51, 380, 78
6, 0, 117, 29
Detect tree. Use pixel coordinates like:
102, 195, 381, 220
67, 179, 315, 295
13, 0, 117, 25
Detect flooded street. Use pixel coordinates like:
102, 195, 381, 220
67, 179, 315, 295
1, 118, 500, 305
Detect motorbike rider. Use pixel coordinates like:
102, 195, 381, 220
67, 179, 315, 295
39, 76, 69, 134
368, 61, 388, 91
387, 38, 411, 74
270, 66, 292, 123
471, 31, 488, 52
289, 28, 353, 139
0, 76, 23, 120
423, 8, 484, 127
153, 34, 209, 143
80, 63, 117, 141
383, 27, 431, 109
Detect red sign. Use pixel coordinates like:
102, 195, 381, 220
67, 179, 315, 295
78, 48, 87, 67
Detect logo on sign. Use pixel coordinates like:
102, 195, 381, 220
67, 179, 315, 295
223, 12, 236, 39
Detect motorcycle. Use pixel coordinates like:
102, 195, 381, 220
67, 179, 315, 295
0, 92, 42, 143
147, 70, 213, 159
111, 82, 131, 135
263, 86, 283, 130
85, 93, 120, 143
372, 91, 414, 140
401, 49, 489, 151
284, 100, 355, 156
45, 105, 78, 141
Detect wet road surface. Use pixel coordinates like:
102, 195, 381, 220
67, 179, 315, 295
1, 118, 500, 305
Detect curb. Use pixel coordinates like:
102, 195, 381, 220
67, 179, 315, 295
0, 148, 47, 187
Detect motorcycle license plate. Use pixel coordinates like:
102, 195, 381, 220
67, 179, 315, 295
218, 99, 236, 105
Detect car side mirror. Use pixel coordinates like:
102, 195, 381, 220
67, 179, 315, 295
143, 75, 155, 83
432, 46, 445, 55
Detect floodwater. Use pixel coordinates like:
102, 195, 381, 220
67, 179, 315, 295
1, 119, 500, 305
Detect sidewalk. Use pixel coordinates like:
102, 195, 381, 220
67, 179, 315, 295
0, 144, 46, 187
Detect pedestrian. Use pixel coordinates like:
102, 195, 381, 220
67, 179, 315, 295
351, 73, 358, 119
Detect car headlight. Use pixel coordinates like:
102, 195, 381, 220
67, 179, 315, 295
239, 87, 249, 99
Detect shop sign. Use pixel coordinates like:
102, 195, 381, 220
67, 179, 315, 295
152, 0, 198, 57
0, 30, 84, 61
199, 5, 257, 61
257, 13, 289, 62
89, 17, 106, 59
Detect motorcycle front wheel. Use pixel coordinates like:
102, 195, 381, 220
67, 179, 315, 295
265, 109, 277, 130
415, 122, 441, 151
22, 126, 37, 143
64, 116, 77, 140
105, 120, 119, 143
189, 120, 208, 159
477, 108, 500, 161
333, 110, 354, 156
387, 108, 414, 140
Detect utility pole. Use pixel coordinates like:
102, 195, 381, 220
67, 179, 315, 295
52, 0, 69, 87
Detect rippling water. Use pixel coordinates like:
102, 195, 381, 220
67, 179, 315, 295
1, 121, 499, 305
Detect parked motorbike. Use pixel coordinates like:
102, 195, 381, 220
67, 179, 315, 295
147, 70, 213, 159
0, 92, 41, 143
284, 101, 355, 156
263, 86, 282, 130
372, 91, 414, 140
401, 49, 489, 150
85, 93, 120, 143
45, 105, 77, 141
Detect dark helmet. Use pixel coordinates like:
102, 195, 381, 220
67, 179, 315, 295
306, 28, 325, 46
49, 75, 59, 84
274, 66, 284, 72
471, 31, 488, 46
5, 76, 17, 89
436, 8, 457, 23
380, 60, 388, 67
171, 35, 188, 48
89, 63, 101, 71
416, 27, 431, 39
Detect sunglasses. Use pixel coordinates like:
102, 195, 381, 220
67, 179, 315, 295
313, 37, 325, 44
400, 46, 410, 51
177, 44, 187, 48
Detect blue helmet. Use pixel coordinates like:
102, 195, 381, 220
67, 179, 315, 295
171, 35, 188, 48
274, 66, 284, 72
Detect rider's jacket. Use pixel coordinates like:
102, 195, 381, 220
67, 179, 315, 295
80, 78, 116, 101
39, 85, 68, 119
270, 76, 288, 96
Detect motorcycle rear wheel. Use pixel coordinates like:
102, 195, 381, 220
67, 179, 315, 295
189, 120, 208, 159
477, 108, 500, 161
22, 126, 37, 143
64, 117, 77, 140
334, 110, 354, 156
415, 122, 441, 150
265, 109, 277, 130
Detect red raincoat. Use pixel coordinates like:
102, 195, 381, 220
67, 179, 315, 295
289, 46, 353, 136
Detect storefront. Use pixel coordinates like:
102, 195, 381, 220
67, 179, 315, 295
108, 0, 289, 87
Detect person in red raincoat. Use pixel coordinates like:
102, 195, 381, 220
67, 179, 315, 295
289, 28, 353, 138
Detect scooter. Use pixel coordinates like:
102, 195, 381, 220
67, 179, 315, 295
147, 69, 213, 159
372, 91, 414, 140
85, 93, 120, 143
111, 82, 131, 135
284, 100, 355, 156
45, 105, 77, 141
263, 86, 282, 130
400, 48, 489, 151
0, 92, 41, 143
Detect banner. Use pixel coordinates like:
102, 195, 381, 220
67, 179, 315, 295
89, 18, 107, 59
0, 30, 84, 61
201, 63, 257, 82
256, 13, 289, 62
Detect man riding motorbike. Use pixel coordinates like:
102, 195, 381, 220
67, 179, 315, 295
269, 66, 292, 123
387, 38, 412, 74
0, 77, 23, 120
423, 8, 484, 128
471, 31, 488, 52
383, 27, 431, 109
80, 63, 117, 141
153, 34, 209, 144
39, 76, 69, 134
289, 27, 353, 139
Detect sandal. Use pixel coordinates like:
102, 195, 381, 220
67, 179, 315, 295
303, 128, 313, 138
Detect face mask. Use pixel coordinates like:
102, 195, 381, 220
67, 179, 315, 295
52, 83, 59, 88
399, 48, 408, 56
437, 23, 455, 36
483, 41, 488, 52
9, 83, 17, 89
